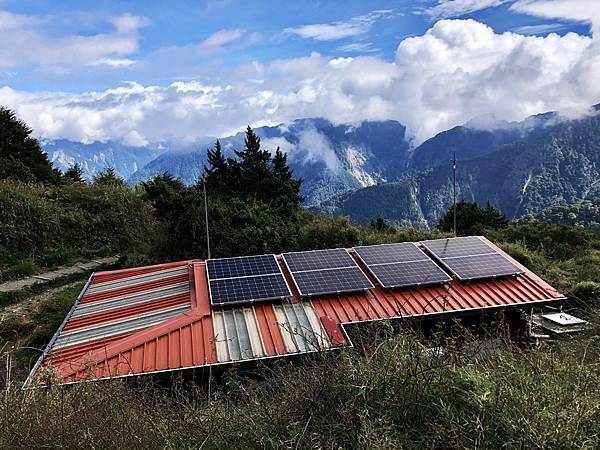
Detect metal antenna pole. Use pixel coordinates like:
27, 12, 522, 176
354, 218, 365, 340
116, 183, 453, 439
453, 152, 457, 237
203, 175, 211, 260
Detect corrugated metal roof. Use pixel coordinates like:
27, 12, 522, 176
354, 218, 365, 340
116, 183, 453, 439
26, 237, 565, 386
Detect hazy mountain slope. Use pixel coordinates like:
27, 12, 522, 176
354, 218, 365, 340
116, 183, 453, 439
409, 112, 556, 171
323, 112, 600, 227
129, 118, 413, 206
43, 140, 165, 180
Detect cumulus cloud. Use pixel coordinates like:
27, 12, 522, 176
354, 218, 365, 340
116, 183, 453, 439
0, 11, 148, 69
283, 10, 393, 41
1, 18, 598, 145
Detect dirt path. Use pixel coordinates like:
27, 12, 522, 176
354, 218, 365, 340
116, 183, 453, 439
0, 280, 83, 319
0, 256, 119, 293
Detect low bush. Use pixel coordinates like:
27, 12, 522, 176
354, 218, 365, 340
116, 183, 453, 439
569, 281, 600, 306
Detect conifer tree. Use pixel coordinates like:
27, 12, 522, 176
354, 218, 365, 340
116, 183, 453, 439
63, 163, 85, 183
0, 106, 57, 183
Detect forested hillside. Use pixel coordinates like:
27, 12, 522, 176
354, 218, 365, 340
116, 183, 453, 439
324, 112, 600, 227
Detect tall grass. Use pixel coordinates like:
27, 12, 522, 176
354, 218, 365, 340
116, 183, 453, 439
1, 321, 598, 449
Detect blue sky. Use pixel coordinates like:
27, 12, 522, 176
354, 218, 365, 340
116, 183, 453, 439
0, 0, 598, 144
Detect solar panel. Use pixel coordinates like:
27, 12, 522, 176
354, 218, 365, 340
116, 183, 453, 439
207, 254, 291, 306
283, 248, 373, 297
421, 237, 523, 281
209, 275, 291, 305
354, 243, 451, 288
207, 254, 280, 279
283, 248, 356, 272
420, 236, 496, 259
291, 267, 374, 296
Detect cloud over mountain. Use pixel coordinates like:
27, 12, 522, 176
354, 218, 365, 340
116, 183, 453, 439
0, 16, 598, 145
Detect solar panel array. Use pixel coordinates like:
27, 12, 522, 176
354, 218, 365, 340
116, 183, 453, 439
354, 242, 451, 288
283, 248, 373, 297
421, 236, 523, 281
207, 254, 291, 306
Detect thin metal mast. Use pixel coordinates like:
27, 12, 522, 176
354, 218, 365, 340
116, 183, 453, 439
453, 152, 457, 237
203, 175, 211, 260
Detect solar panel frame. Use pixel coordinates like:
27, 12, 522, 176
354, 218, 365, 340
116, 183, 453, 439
282, 248, 374, 297
353, 243, 451, 289
208, 274, 292, 306
421, 236, 524, 282
206, 254, 292, 306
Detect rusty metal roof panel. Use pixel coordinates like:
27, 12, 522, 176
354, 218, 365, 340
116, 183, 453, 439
26, 237, 565, 386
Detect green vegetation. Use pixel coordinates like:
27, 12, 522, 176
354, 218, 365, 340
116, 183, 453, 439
520, 196, 600, 230
0, 106, 59, 184
1, 324, 599, 449
437, 200, 508, 235
0, 180, 155, 272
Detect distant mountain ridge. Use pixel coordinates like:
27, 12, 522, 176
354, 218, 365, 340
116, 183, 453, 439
128, 118, 413, 206
42, 108, 600, 226
42, 139, 166, 181
322, 111, 600, 227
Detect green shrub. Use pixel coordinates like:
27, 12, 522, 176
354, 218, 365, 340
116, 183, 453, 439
0, 261, 37, 281
498, 241, 536, 268
569, 281, 600, 305
0, 181, 158, 267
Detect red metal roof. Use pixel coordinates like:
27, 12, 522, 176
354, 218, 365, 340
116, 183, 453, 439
26, 237, 565, 385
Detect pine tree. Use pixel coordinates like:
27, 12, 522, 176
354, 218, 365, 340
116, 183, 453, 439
271, 147, 303, 209
93, 168, 125, 187
0, 106, 57, 183
235, 126, 271, 199
437, 200, 508, 235
63, 163, 85, 183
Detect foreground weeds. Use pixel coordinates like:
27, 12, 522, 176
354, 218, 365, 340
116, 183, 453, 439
1, 323, 599, 449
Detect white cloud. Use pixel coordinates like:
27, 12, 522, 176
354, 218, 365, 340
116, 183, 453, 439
265, 130, 340, 170
284, 10, 393, 41
337, 42, 379, 53
0, 11, 148, 69
88, 58, 137, 67
511, 0, 600, 26
199, 28, 246, 53
1, 18, 598, 146
511, 23, 567, 34
424, 0, 510, 19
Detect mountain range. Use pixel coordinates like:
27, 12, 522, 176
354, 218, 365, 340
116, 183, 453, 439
41, 108, 600, 228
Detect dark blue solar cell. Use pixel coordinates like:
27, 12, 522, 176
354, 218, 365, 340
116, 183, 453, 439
282, 249, 356, 272
209, 274, 291, 305
421, 237, 523, 281
437, 253, 523, 281
291, 267, 373, 297
368, 260, 451, 288
207, 254, 280, 280
354, 242, 428, 265
421, 236, 496, 259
